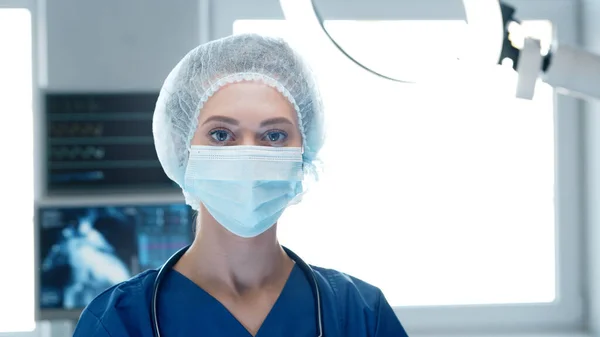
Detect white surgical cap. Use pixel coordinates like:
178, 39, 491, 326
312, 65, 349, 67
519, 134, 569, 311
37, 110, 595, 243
153, 33, 325, 191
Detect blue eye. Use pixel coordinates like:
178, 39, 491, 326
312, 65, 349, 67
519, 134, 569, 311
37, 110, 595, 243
263, 130, 288, 143
209, 129, 233, 143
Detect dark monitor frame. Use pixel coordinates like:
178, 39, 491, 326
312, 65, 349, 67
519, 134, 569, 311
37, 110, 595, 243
35, 197, 192, 322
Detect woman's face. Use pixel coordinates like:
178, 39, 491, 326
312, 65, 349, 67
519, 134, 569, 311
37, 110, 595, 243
191, 81, 302, 148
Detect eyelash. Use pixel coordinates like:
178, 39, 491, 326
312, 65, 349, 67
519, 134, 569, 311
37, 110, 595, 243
208, 127, 235, 144
261, 129, 288, 143
207, 127, 288, 145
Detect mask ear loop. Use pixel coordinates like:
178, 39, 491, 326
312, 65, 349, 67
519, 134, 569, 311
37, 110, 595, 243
289, 188, 305, 206
289, 155, 315, 207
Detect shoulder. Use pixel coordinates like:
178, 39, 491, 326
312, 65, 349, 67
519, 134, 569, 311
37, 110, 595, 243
83, 269, 157, 317
311, 266, 409, 337
312, 266, 381, 307
72, 270, 158, 337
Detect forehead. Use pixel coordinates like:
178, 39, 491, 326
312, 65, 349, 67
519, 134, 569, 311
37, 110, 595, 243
198, 81, 298, 125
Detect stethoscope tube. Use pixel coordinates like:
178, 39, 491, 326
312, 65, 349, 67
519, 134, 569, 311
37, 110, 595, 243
150, 245, 324, 337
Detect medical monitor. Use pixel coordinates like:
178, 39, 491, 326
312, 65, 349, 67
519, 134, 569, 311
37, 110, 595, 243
44, 92, 180, 194
36, 203, 194, 321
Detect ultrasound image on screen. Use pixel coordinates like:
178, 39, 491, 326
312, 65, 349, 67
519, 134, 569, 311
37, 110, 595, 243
39, 204, 194, 310
39, 207, 137, 309
136, 204, 192, 271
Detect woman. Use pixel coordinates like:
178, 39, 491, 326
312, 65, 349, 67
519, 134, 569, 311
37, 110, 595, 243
73, 33, 409, 337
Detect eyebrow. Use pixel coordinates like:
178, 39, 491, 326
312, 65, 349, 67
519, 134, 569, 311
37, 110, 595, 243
201, 115, 294, 127
201, 115, 239, 126
260, 117, 294, 127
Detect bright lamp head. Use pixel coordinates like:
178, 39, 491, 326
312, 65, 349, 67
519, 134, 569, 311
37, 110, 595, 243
279, 0, 505, 83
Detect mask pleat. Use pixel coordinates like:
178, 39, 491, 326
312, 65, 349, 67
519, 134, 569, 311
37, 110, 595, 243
183, 145, 305, 237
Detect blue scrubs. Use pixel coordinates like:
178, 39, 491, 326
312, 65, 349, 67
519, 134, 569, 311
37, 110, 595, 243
73, 264, 409, 336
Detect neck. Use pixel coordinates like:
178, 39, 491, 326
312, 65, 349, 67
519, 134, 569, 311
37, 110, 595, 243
175, 207, 292, 295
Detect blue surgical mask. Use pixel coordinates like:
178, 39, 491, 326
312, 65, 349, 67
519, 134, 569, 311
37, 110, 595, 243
183, 145, 304, 238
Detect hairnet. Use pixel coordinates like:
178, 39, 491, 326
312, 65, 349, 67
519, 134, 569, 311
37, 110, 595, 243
153, 33, 325, 191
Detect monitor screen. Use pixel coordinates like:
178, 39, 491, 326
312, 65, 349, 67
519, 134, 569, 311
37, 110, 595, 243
44, 93, 179, 193
135, 205, 193, 271
38, 204, 194, 312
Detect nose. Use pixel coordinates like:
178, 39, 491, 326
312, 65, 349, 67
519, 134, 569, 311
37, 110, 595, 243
240, 130, 260, 146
